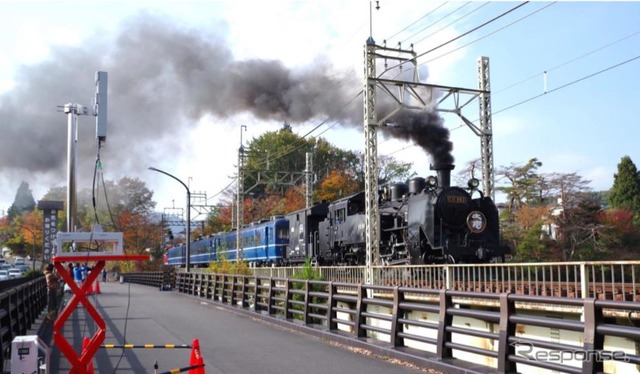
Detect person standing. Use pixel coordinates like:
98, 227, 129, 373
102, 268, 107, 282
44, 264, 60, 321
73, 263, 83, 286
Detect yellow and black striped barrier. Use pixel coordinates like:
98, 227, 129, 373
157, 363, 205, 374
101, 344, 192, 349
102, 338, 205, 373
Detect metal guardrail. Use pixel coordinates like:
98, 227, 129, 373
124, 270, 640, 374
0, 276, 47, 370
246, 261, 640, 301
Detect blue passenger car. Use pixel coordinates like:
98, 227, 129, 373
164, 216, 289, 268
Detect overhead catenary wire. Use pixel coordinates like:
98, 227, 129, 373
408, 2, 491, 47
379, 1, 530, 78
388, 2, 450, 41
204, 3, 477, 203
494, 28, 640, 95
422, 2, 557, 65
384, 53, 640, 157
390, 1, 455, 43
493, 54, 640, 116
207, 2, 632, 203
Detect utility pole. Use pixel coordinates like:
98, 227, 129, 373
236, 125, 247, 260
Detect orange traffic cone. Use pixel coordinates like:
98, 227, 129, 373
81, 336, 95, 374
95, 281, 101, 294
86, 281, 94, 295
189, 338, 205, 374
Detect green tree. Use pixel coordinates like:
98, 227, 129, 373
555, 196, 604, 261
496, 158, 544, 214
243, 123, 360, 199
608, 156, 640, 216
7, 181, 36, 221
42, 177, 156, 231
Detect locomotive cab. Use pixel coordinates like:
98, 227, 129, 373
318, 192, 367, 265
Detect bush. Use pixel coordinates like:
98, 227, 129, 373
290, 258, 324, 320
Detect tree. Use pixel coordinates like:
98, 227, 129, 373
596, 209, 640, 259
42, 177, 156, 231
608, 156, 640, 216
496, 158, 544, 214
555, 196, 605, 261
243, 124, 316, 197
243, 123, 361, 199
315, 170, 361, 202
454, 158, 482, 186
7, 181, 36, 221
351, 154, 416, 189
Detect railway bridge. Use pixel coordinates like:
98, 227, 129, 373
2, 260, 640, 373
127, 260, 640, 374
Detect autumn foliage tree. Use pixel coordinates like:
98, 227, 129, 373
315, 170, 360, 202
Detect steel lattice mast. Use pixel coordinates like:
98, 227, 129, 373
478, 57, 494, 200
362, 38, 494, 284
363, 37, 379, 286
305, 152, 313, 208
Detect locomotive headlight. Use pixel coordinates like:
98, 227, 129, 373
427, 176, 437, 187
468, 178, 480, 189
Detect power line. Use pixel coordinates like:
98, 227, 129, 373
422, 2, 556, 65
410, 2, 491, 47
418, 1, 529, 57
386, 2, 450, 42
493, 54, 640, 116
205, 4, 524, 204
494, 28, 640, 95
398, 2, 471, 44
382, 53, 640, 159
380, 1, 529, 78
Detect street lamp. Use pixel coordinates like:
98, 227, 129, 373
148, 167, 191, 272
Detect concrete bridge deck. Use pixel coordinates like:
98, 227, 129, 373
47, 281, 432, 373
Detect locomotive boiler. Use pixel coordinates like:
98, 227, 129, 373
315, 164, 509, 265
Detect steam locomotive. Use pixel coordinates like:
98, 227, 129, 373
164, 164, 510, 267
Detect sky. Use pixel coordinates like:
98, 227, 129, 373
0, 1, 639, 221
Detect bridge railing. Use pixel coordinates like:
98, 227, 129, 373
0, 276, 48, 370
247, 261, 640, 301
123, 271, 640, 373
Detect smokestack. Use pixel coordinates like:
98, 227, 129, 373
431, 163, 454, 188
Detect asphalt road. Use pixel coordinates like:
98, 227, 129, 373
51, 282, 431, 373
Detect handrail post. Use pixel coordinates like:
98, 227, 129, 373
582, 298, 604, 374
327, 282, 336, 330
253, 276, 260, 313
436, 289, 452, 359
230, 276, 237, 306
240, 275, 248, 308
389, 286, 403, 348
445, 265, 452, 290
580, 263, 588, 299
497, 293, 516, 373
303, 280, 310, 325
284, 279, 292, 320
267, 277, 275, 316
355, 283, 366, 338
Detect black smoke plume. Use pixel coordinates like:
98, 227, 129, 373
0, 13, 361, 192
384, 109, 454, 166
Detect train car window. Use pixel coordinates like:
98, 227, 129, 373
336, 209, 345, 224
277, 226, 288, 239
